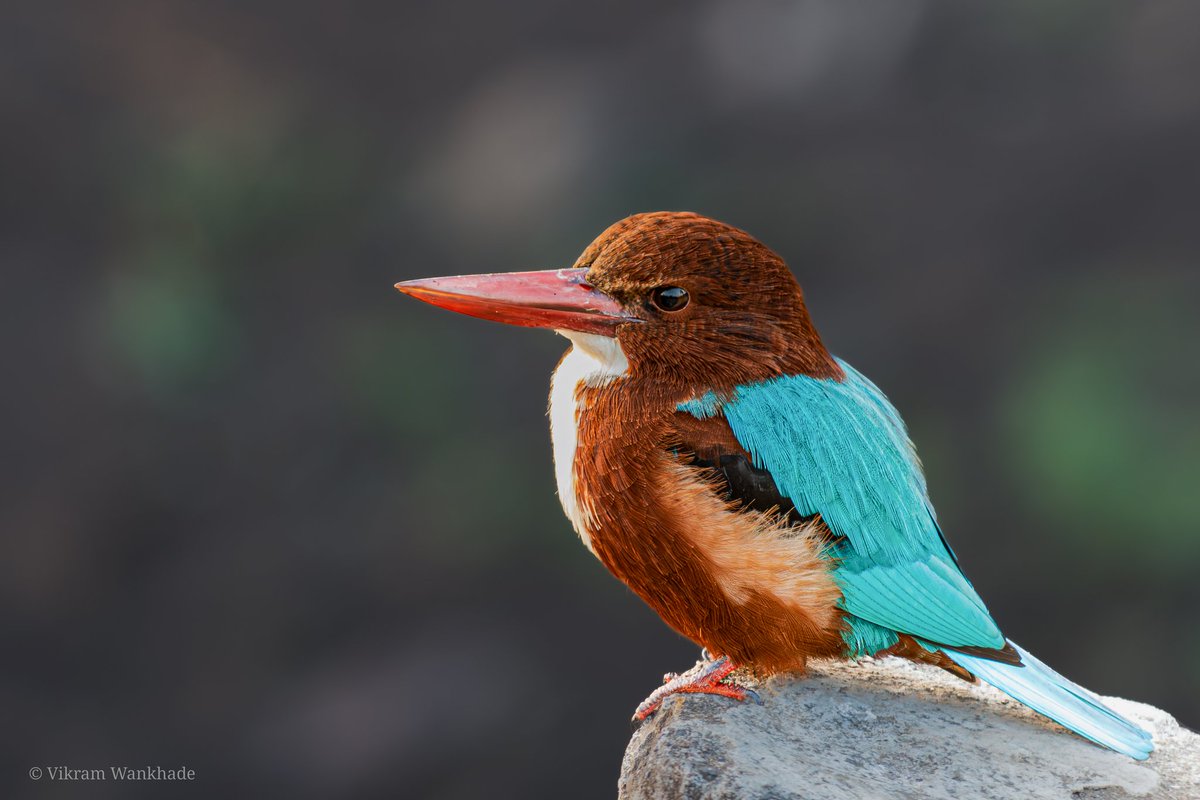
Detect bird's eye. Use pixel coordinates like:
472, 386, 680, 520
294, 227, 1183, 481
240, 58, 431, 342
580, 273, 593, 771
650, 286, 690, 312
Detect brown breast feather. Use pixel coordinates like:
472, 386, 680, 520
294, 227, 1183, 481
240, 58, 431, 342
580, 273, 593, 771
572, 382, 846, 673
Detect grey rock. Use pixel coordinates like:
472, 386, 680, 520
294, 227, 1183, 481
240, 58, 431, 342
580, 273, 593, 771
619, 657, 1199, 800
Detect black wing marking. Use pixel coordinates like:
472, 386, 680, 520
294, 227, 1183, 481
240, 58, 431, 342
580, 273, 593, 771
688, 451, 813, 529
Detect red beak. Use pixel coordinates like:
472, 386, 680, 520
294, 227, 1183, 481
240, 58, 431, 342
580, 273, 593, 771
394, 268, 637, 336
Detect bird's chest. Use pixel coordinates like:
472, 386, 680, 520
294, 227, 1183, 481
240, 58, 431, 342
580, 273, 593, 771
548, 335, 632, 555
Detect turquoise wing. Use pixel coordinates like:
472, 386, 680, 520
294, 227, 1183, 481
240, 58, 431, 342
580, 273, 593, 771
683, 367, 1157, 760
679, 359, 1005, 653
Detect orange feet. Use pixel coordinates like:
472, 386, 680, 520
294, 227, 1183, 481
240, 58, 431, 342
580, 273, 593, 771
633, 656, 761, 722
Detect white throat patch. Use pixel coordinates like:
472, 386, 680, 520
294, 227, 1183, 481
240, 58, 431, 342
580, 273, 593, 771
548, 331, 629, 554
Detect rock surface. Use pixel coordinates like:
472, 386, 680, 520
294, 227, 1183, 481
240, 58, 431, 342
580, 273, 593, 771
619, 656, 1199, 800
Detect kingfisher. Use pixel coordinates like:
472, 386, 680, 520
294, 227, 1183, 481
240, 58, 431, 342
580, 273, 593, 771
395, 212, 1153, 759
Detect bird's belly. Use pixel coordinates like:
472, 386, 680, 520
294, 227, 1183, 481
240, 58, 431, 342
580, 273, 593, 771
571, 453, 847, 671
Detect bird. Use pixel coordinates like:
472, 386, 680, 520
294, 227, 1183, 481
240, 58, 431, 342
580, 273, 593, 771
394, 211, 1154, 760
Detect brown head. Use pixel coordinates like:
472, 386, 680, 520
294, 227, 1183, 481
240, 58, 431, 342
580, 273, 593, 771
396, 212, 842, 394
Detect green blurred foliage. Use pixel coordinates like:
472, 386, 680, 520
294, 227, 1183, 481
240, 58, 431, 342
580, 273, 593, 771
105, 253, 239, 395
1002, 273, 1200, 566
101, 124, 374, 399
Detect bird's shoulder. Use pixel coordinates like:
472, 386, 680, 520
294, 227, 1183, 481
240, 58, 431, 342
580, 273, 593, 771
669, 409, 822, 532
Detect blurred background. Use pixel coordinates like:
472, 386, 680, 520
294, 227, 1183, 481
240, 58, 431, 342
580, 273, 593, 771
3, 1, 1199, 797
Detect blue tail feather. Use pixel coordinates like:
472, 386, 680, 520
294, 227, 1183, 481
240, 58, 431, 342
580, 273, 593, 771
943, 641, 1154, 760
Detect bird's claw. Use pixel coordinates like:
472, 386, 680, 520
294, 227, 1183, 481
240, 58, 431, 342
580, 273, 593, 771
632, 656, 761, 724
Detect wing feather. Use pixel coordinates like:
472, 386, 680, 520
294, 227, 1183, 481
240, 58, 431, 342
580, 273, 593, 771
679, 359, 1005, 652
